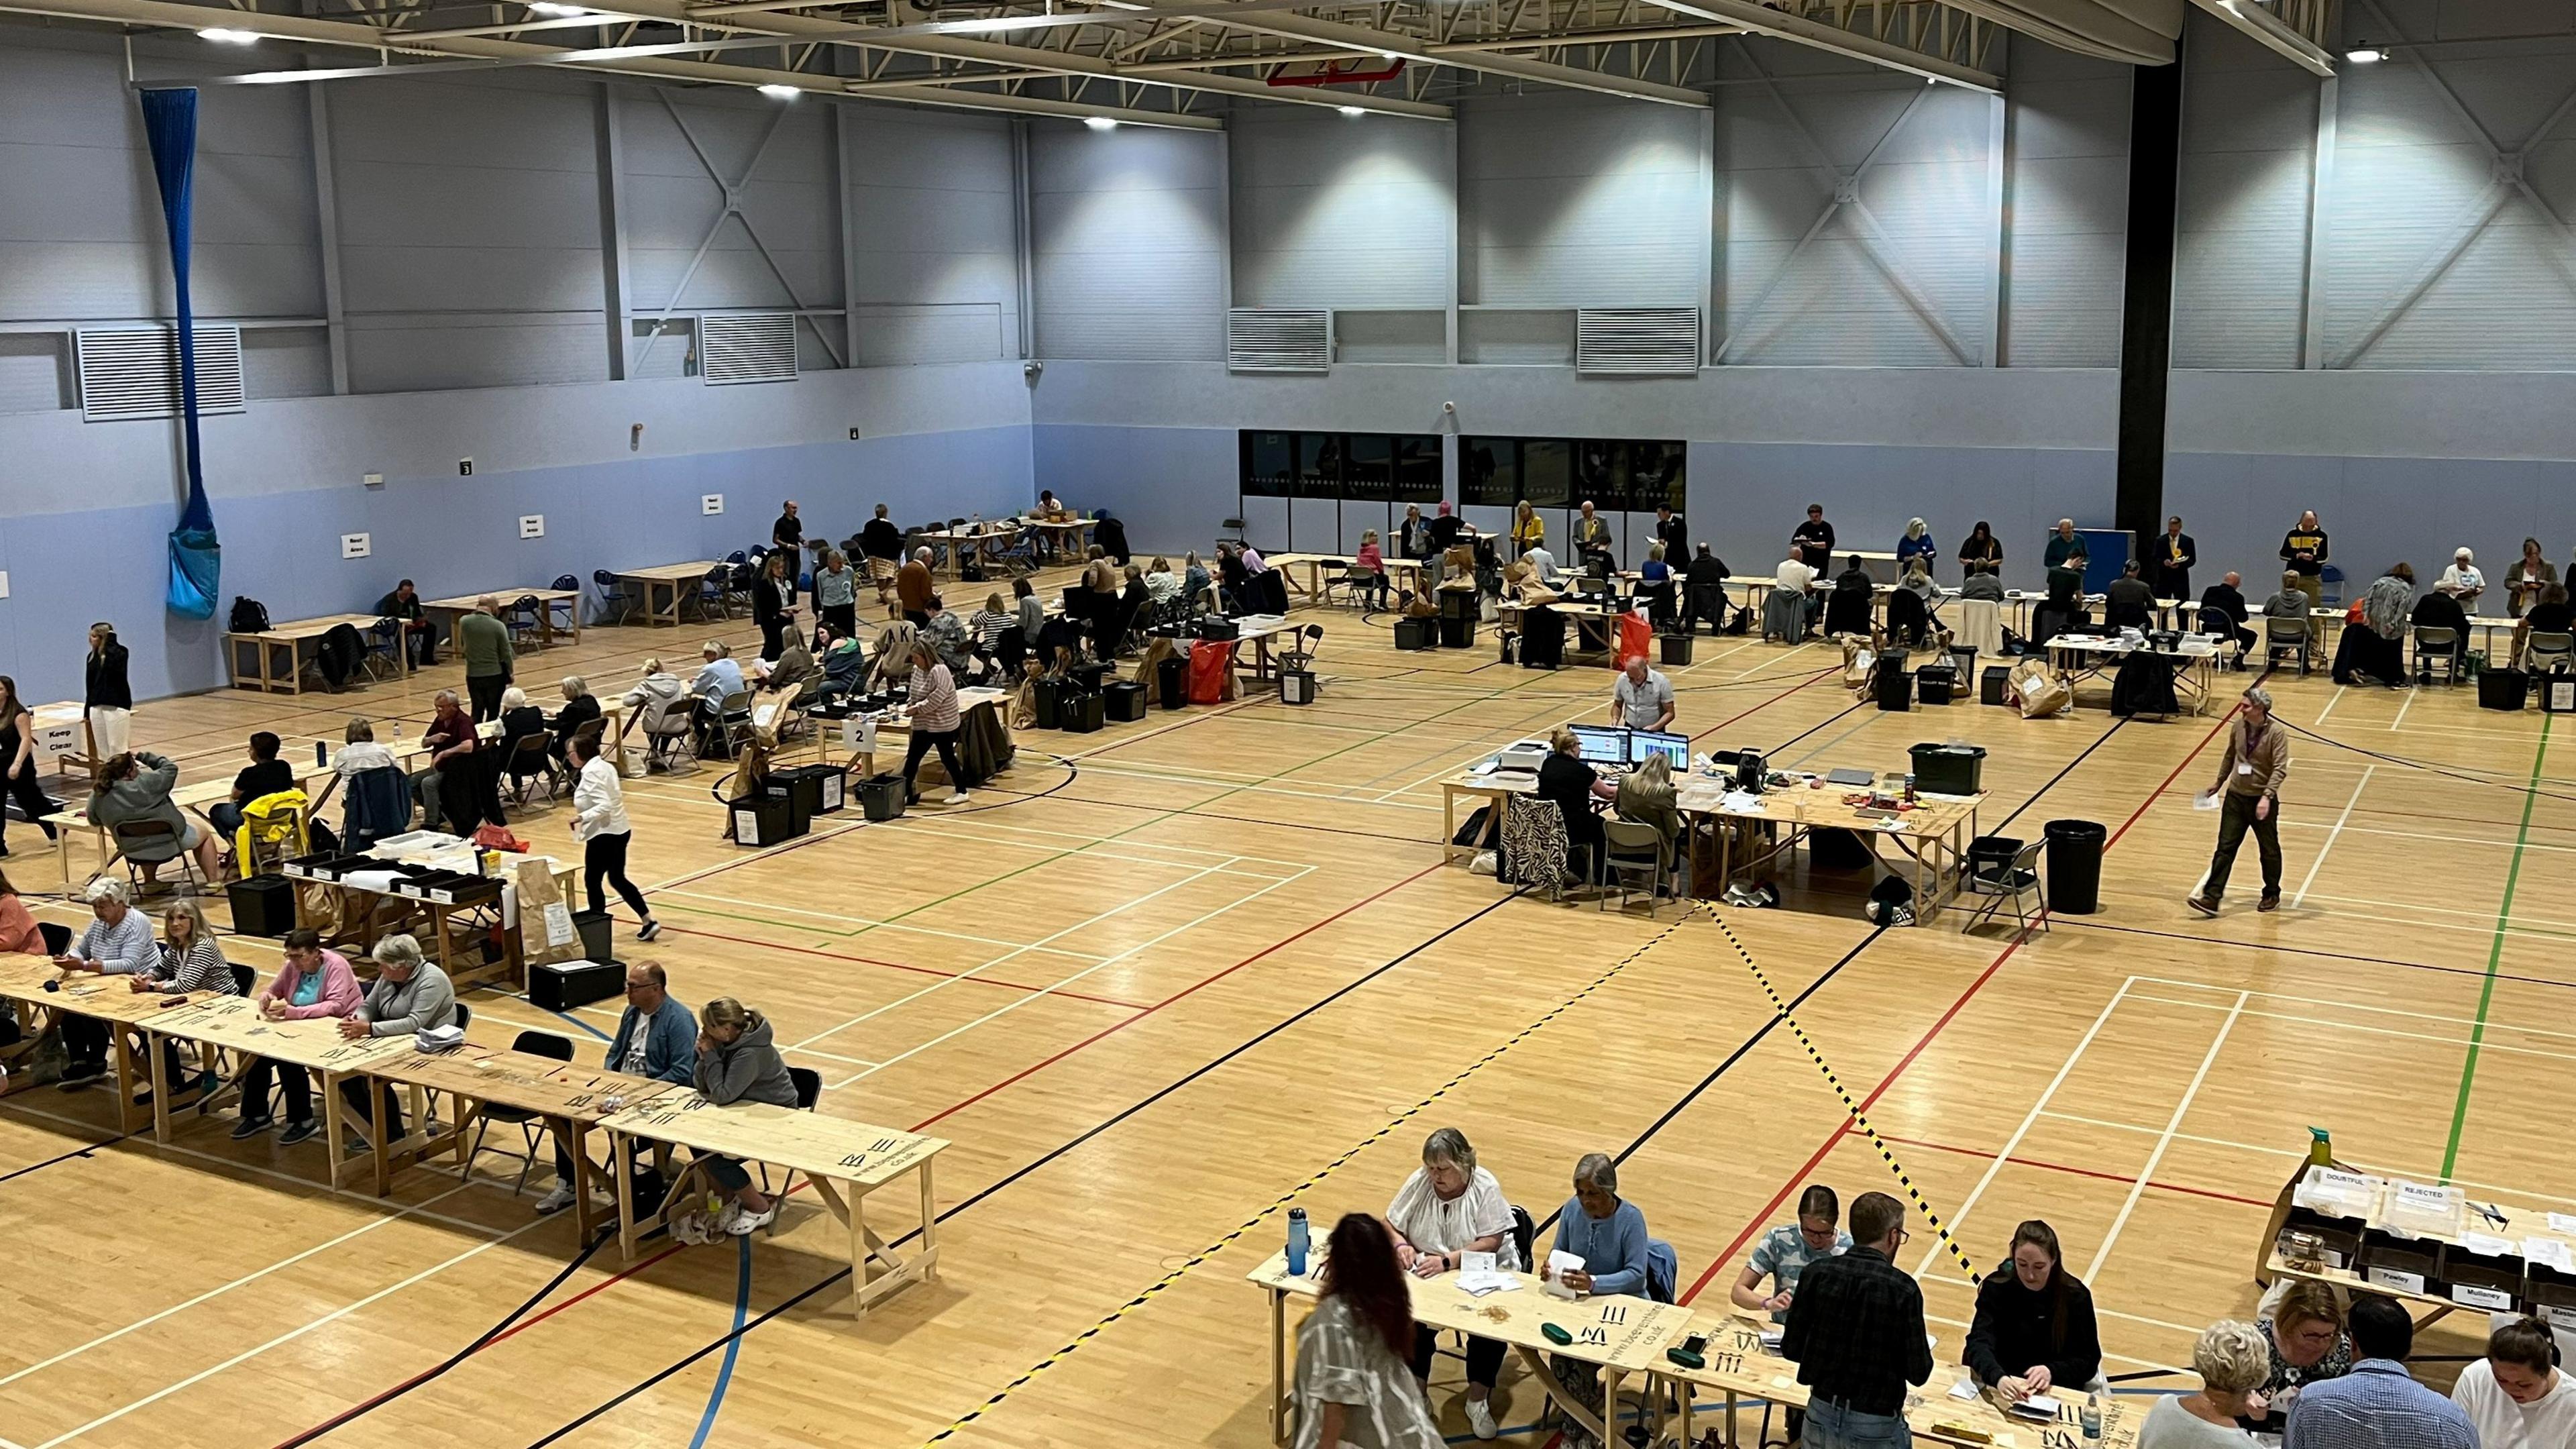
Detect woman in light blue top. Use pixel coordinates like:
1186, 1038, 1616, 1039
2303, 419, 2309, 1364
1544, 1153, 1656, 1449
812, 549, 859, 642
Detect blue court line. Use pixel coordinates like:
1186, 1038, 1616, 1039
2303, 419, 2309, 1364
543, 1003, 614, 1042
687, 1234, 754, 1449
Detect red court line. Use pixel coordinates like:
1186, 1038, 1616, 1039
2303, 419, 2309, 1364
649, 924, 1153, 1012
1873, 1132, 2274, 1210
1678, 705, 2241, 1304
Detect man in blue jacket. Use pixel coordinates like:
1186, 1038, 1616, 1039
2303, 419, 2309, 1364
537, 961, 698, 1216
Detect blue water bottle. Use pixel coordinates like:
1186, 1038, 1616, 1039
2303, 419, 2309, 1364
1287, 1208, 1310, 1277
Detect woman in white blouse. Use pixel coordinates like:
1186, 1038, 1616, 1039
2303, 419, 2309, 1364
1294, 1213, 1441, 1449
567, 731, 659, 943
1384, 1126, 1515, 1440
2137, 1320, 2265, 1449
2455, 1317, 2576, 1449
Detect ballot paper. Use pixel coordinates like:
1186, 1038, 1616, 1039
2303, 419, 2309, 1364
2461, 1231, 2520, 1260
1947, 1379, 1981, 1402
2526, 1238, 2576, 1274
2192, 791, 2222, 811
2549, 1213, 2576, 1236
1544, 1249, 1587, 1300
1721, 790, 1766, 813
1456, 1251, 1523, 1297
2009, 1395, 2063, 1420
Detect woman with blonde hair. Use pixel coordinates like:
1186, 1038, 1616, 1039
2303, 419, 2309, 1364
1615, 749, 1682, 851
127, 897, 240, 1102
2245, 1279, 2350, 1431
1511, 498, 1545, 555
1898, 517, 1939, 575
2137, 1320, 2267, 1448
690, 997, 799, 1235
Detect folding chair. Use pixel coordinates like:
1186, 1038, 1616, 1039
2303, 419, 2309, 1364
1599, 820, 1670, 917
696, 564, 732, 621
1326, 562, 1378, 611
504, 732, 559, 805
110, 818, 204, 897
715, 690, 757, 759
362, 618, 407, 683
645, 716, 698, 775
462, 1030, 576, 1195
2526, 631, 2574, 674
748, 1067, 825, 1236
2413, 626, 2461, 685
2263, 616, 2313, 676
1958, 836, 2047, 936
503, 594, 545, 650
592, 569, 636, 627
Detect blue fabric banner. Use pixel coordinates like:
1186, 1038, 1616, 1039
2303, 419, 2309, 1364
140, 86, 220, 618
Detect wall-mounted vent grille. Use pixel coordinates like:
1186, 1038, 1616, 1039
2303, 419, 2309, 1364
76, 325, 247, 421
699, 313, 799, 385
1228, 309, 1332, 374
1575, 308, 1701, 376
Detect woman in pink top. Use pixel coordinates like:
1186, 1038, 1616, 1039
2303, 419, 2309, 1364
232, 926, 364, 1145
0, 867, 42, 955
1355, 529, 1390, 609
899, 643, 968, 808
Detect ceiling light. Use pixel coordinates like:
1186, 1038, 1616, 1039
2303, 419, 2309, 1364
1083, 115, 1118, 131
527, 2, 590, 14
1337, 105, 1366, 117
1378, 50, 1399, 59
2345, 46, 2385, 62
197, 26, 258, 42
757, 83, 800, 99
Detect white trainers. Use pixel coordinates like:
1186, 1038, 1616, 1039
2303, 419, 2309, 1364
534, 1184, 576, 1216
1465, 1396, 1499, 1441
945, 790, 970, 805
727, 1204, 777, 1235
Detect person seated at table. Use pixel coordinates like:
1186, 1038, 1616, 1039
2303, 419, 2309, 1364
1542, 1153, 1661, 1448
2137, 1320, 2269, 1449
2412, 580, 2471, 674
2517, 583, 2576, 665
618, 659, 692, 763
1386, 1126, 1516, 1439
691, 996, 800, 1235
335, 932, 456, 1152
970, 590, 1018, 671
1770, 546, 1821, 639
1114, 564, 1152, 652
550, 676, 600, 767
1353, 530, 1391, 608
1733, 1183, 1850, 1322
2261, 571, 2312, 631
755, 629, 818, 706
1216, 543, 1251, 614
1298, 1212, 1444, 1449
421, 689, 486, 833
859, 503, 906, 604
1036, 488, 1069, 521
2506, 538, 2557, 619
1959, 520, 2003, 578
1682, 543, 1732, 634
304, 716, 399, 826
922, 594, 979, 682
2438, 547, 2485, 608
896, 547, 936, 626
50, 877, 158, 1089
2034, 566, 2090, 645
2043, 518, 2088, 573
496, 686, 551, 782
1887, 568, 1936, 647
1612, 656, 1674, 733
2451, 1315, 2576, 1449
2332, 562, 2413, 688
2105, 559, 2157, 631
1572, 500, 1615, 574
1540, 727, 1615, 884
87, 749, 223, 889
689, 643, 747, 756
1898, 518, 1939, 576
867, 621, 922, 693
1520, 543, 1562, 588
2243, 1279, 2351, 1434
1181, 552, 1215, 614
536, 961, 697, 1216
812, 621, 868, 706
2288, 1293, 2473, 1449
1959, 567, 2006, 602
230, 926, 363, 1144
1143, 556, 1181, 608
2200, 572, 2257, 659
0, 867, 41, 956
1012, 576, 1048, 657
1615, 749, 1682, 856
374, 578, 439, 667
1823, 556, 1876, 637
126, 896, 241, 1106
1966, 1220, 2102, 1403
209, 730, 294, 839
1638, 541, 1675, 623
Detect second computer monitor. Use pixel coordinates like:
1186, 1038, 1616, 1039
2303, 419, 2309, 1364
1628, 731, 1688, 768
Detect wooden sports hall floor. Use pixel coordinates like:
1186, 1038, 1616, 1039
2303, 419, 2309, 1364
0, 568, 2565, 1449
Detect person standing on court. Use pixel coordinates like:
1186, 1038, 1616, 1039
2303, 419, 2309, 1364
456, 596, 514, 724
2044, 519, 2089, 578
752, 549, 797, 662
568, 730, 659, 944
85, 621, 132, 760
1782, 1190, 1933, 1449
1293, 1213, 1444, 1449
2282, 1294, 2475, 1449
2188, 684, 2289, 918
2280, 511, 2329, 615
2150, 517, 2196, 602
860, 502, 906, 608
1611, 656, 1675, 733
771, 498, 802, 558
1654, 502, 1688, 562
1794, 504, 1835, 571
898, 641, 969, 807
896, 547, 936, 626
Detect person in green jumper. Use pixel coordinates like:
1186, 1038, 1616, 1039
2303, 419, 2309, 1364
456, 596, 515, 724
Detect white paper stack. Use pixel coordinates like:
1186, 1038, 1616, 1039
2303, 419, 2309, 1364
415, 1023, 466, 1055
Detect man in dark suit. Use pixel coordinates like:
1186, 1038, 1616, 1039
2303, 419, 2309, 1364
1684, 543, 1732, 635
2147, 515, 2196, 601
1653, 504, 1688, 562
2200, 570, 2256, 663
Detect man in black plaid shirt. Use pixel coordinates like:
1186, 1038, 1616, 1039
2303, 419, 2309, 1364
1782, 1191, 1933, 1448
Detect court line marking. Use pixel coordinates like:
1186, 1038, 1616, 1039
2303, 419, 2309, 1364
2449, 712, 2548, 1181
2288, 890, 2576, 933
1921, 1312, 2186, 1376
835, 864, 1312, 1086
2118, 989, 2576, 1065
2387, 685, 2419, 733
1073, 761, 1443, 811
1906, 979, 2135, 1279
2082, 991, 2247, 1281
2032, 1111, 2576, 1210
871, 814, 1311, 869
1874, 1132, 2273, 1208
788, 858, 1252, 1053
2271, 818, 2576, 855
2124, 974, 2576, 1044
2309, 684, 2349, 726
2290, 764, 2372, 907
0, 1180, 490, 1392
655, 889, 1114, 956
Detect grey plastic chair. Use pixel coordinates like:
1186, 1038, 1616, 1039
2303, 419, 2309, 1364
1599, 820, 1671, 917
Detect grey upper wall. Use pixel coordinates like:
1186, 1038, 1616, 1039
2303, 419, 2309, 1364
1030, 123, 1226, 362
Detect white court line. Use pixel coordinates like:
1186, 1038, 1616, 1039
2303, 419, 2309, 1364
784, 1045, 880, 1068
2309, 684, 2349, 727
1908, 979, 2136, 1279
1923, 1312, 2187, 1375
2119, 990, 2576, 1065
2388, 686, 2419, 733
657, 888, 1111, 957
1736, 641, 1811, 679
868, 813, 1316, 871
2290, 763, 2373, 907
787, 860, 1241, 1050
2082, 991, 2247, 1281
2126, 974, 2576, 1042
2273, 818, 2576, 855
834, 865, 1311, 1087
29, 1214, 559, 1449
2044, 1110, 2576, 1212
641, 818, 866, 892
1075, 761, 1442, 812
0, 1179, 489, 1391
2290, 890, 2576, 933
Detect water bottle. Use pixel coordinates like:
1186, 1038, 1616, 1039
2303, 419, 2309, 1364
315, 739, 329, 767
2081, 1391, 2103, 1444
1287, 1208, 1310, 1277
2308, 1126, 2333, 1169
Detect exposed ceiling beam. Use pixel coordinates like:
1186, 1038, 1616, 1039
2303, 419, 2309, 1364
2186, 0, 2336, 76
1637, 0, 2004, 89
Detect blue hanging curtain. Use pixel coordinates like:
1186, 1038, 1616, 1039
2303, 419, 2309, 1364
141, 87, 221, 620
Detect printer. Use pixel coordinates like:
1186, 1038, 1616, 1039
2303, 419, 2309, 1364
1496, 738, 1550, 773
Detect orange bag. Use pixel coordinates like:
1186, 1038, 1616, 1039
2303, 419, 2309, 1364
1616, 611, 1653, 669
1189, 641, 1235, 704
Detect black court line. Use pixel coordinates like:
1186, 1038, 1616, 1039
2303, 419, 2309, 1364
2057, 918, 2576, 994
0, 1128, 133, 1187
1994, 717, 2128, 832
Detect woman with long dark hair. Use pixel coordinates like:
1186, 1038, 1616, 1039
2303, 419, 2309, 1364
1965, 1220, 2102, 1403
1294, 1213, 1440, 1449
0, 675, 62, 859
1958, 521, 2002, 578
753, 550, 798, 662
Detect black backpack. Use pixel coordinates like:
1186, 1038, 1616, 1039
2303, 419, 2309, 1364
229, 596, 271, 634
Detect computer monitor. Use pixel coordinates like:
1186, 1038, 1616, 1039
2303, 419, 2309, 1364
1628, 731, 1688, 769
1570, 724, 1629, 767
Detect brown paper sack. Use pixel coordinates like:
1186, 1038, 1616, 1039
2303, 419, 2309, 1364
515, 857, 582, 967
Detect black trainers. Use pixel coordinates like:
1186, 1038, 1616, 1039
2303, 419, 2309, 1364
56, 1065, 107, 1091
230, 1115, 275, 1140
278, 1120, 321, 1146
638, 920, 661, 942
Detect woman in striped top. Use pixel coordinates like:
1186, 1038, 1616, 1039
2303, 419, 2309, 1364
127, 898, 240, 1102
971, 591, 1016, 653
899, 641, 968, 808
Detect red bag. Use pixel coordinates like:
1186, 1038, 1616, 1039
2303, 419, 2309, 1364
471, 823, 527, 853
1189, 641, 1234, 704
1616, 610, 1653, 669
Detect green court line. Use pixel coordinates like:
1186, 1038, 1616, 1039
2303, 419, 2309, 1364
2443, 712, 2550, 1182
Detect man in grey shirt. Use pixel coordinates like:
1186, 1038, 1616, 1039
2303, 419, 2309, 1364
52, 877, 160, 1088
1612, 657, 1676, 733
336, 932, 457, 1149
